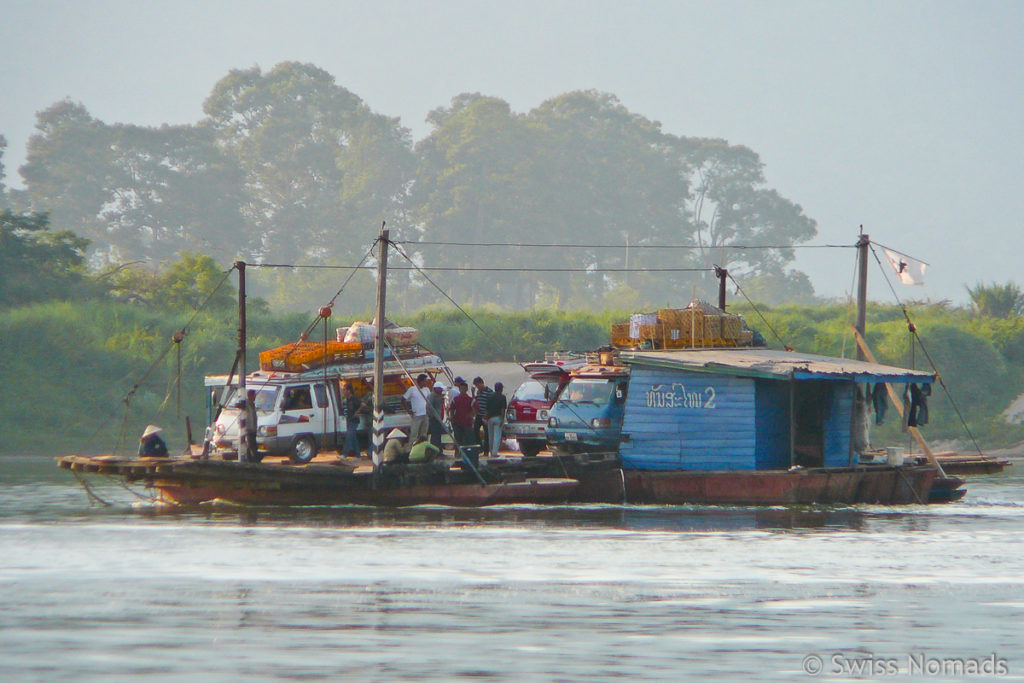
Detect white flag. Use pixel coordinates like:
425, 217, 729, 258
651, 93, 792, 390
881, 247, 927, 285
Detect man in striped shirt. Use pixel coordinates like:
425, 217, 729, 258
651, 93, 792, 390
472, 376, 493, 456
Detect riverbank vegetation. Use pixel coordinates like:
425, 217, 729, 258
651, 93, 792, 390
2, 264, 1022, 454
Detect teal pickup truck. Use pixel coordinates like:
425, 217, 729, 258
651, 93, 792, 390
544, 363, 629, 456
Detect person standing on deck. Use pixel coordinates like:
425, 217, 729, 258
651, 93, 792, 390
486, 382, 507, 457
341, 382, 362, 458
138, 425, 169, 457
427, 382, 446, 451
450, 377, 475, 446
402, 374, 430, 445
472, 377, 493, 456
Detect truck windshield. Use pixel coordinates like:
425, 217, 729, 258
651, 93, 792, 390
225, 387, 279, 411
560, 379, 615, 405
513, 379, 562, 402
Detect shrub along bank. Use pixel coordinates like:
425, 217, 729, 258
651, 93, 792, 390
2, 301, 1021, 455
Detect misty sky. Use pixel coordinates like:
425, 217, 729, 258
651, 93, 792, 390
2, 0, 1021, 304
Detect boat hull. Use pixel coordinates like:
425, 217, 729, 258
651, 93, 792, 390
513, 457, 946, 505
59, 456, 951, 507
151, 476, 579, 507
58, 455, 578, 507
617, 465, 938, 505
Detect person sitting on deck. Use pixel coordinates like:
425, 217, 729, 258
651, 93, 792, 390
409, 437, 441, 464
138, 424, 169, 457
381, 428, 408, 465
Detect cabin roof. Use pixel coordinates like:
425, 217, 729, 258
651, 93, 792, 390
619, 348, 935, 383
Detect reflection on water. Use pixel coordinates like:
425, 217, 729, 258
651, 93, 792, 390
3, 455, 1024, 681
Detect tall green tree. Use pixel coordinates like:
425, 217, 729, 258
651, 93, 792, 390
97, 123, 249, 263
202, 62, 415, 265
411, 91, 690, 309
0, 210, 90, 307
525, 91, 688, 308
103, 252, 240, 312
21, 101, 250, 264
410, 94, 535, 308
967, 281, 1024, 318
20, 100, 115, 252
669, 136, 818, 301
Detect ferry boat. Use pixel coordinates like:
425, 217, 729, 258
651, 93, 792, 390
59, 230, 964, 506
59, 227, 579, 507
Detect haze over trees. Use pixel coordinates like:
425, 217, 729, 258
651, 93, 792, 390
3, 61, 818, 313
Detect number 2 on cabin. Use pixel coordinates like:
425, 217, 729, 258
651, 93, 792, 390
645, 384, 717, 409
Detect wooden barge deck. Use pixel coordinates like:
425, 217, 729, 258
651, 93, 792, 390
60, 451, 957, 507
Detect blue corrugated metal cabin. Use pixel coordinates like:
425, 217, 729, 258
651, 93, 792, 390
617, 349, 935, 471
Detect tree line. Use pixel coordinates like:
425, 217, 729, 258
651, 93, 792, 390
2, 209, 1022, 453
1, 279, 1021, 455
1, 61, 818, 312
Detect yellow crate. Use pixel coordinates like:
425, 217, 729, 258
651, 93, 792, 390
721, 315, 744, 340
610, 322, 633, 346
638, 323, 665, 341
703, 315, 721, 340
664, 327, 693, 349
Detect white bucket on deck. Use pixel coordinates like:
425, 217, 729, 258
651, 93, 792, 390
886, 447, 905, 466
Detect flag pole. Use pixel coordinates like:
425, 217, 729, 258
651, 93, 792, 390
855, 230, 869, 361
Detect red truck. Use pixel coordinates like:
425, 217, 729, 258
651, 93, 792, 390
502, 353, 586, 457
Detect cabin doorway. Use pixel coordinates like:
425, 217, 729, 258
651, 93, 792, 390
792, 381, 830, 467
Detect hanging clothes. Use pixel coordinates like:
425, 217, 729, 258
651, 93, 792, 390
908, 383, 931, 427
871, 383, 889, 425
853, 384, 871, 453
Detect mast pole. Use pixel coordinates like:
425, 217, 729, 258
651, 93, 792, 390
235, 260, 255, 463
715, 265, 728, 311
855, 231, 869, 361
371, 223, 389, 467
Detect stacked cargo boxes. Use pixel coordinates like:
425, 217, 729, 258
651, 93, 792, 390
610, 301, 753, 349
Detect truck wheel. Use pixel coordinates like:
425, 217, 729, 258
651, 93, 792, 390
290, 436, 318, 464
519, 441, 543, 458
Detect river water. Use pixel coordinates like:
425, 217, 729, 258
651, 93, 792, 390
2, 455, 1023, 681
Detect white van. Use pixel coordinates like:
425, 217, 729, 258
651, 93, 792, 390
207, 353, 448, 462
210, 377, 337, 463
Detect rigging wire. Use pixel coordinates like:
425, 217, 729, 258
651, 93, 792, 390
388, 239, 517, 360
868, 244, 985, 456
207, 238, 383, 430
871, 240, 931, 266
725, 271, 793, 351
297, 238, 379, 340
117, 266, 236, 453
251, 263, 715, 273
840, 247, 861, 359
400, 240, 857, 250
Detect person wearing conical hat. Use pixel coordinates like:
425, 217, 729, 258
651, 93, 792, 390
381, 428, 408, 464
138, 424, 169, 458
